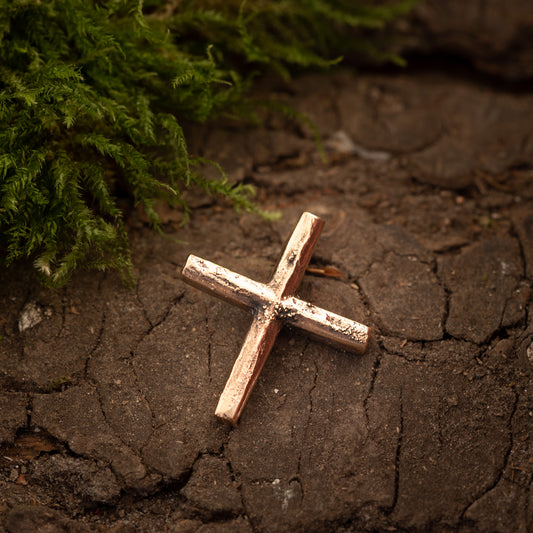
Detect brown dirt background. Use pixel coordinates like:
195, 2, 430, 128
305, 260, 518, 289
1, 1, 533, 532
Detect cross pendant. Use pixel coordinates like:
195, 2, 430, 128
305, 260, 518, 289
181, 212, 371, 425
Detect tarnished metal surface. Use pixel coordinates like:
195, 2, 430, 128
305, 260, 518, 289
279, 297, 369, 352
181, 212, 371, 425
215, 314, 281, 424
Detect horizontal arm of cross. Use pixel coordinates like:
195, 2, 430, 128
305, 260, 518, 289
181, 256, 272, 311
182, 255, 369, 354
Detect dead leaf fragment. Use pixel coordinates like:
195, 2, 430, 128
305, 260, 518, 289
307, 266, 343, 278
2, 432, 59, 461
16, 473, 28, 485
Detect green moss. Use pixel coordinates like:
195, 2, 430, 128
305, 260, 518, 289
0, 0, 415, 286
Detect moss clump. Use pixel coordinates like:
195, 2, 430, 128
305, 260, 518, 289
0, 0, 415, 286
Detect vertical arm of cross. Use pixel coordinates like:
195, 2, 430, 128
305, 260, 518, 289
215, 314, 281, 424
214, 213, 324, 424
268, 212, 325, 297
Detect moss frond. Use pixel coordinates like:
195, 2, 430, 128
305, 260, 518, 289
0, 0, 415, 286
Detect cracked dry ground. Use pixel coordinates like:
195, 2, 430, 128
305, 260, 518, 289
1, 70, 533, 533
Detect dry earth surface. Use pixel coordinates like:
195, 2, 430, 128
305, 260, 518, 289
1, 49, 533, 533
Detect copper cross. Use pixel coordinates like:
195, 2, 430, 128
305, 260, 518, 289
181, 212, 370, 425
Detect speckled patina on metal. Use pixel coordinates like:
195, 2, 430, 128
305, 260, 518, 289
181, 212, 370, 425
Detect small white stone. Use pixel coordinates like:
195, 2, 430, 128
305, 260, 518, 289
18, 302, 43, 332
526, 342, 533, 365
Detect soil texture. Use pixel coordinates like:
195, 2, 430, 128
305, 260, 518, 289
1, 69, 532, 532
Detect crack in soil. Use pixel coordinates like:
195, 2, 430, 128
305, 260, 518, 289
82, 274, 107, 377
363, 352, 382, 428
509, 223, 528, 284
458, 389, 520, 524
223, 445, 248, 522
388, 389, 403, 517
135, 281, 154, 329
173, 451, 252, 522
498, 235, 527, 331
84, 311, 106, 381
430, 259, 449, 341
153, 291, 185, 333
133, 292, 186, 354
